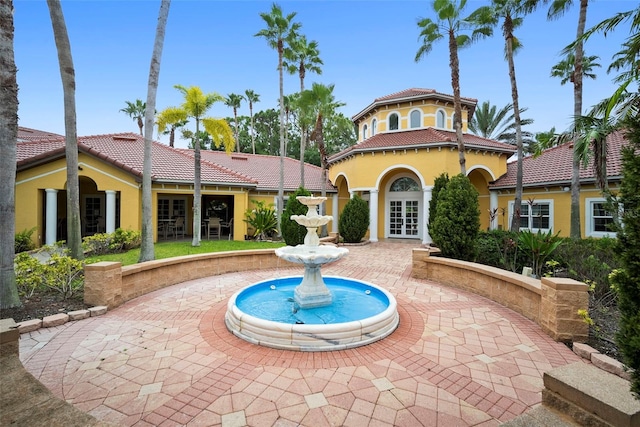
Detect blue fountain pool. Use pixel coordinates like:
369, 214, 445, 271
235, 276, 390, 324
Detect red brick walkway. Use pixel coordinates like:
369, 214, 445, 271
19, 241, 581, 426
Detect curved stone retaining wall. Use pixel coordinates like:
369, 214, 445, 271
84, 249, 280, 309
411, 248, 589, 343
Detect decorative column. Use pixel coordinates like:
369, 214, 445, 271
349, 191, 355, 199
45, 189, 58, 245
369, 189, 379, 242
332, 193, 339, 233
105, 190, 116, 233
490, 190, 498, 230
422, 186, 433, 245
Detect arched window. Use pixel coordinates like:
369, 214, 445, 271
390, 177, 420, 192
436, 110, 446, 128
389, 113, 399, 131
410, 110, 421, 128
372, 119, 377, 136
362, 124, 368, 140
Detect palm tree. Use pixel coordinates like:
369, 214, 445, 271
156, 107, 187, 148
225, 93, 244, 152
548, 0, 592, 239
550, 52, 600, 85
255, 3, 301, 236
468, 100, 534, 148
139, 0, 170, 263
120, 99, 146, 135
245, 89, 260, 154
283, 93, 297, 156
415, 0, 488, 175
168, 85, 234, 246
469, 0, 540, 232
284, 34, 322, 187
47, 0, 82, 259
298, 83, 345, 231
0, 0, 21, 309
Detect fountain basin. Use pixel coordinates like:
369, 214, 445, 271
225, 276, 399, 351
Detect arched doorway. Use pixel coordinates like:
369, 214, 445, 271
386, 175, 421, 239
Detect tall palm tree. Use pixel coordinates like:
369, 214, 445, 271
156, 107, 187, 147
548, 0, 591, 239
468, 100, 534, 147
255, 3, 301, 235
225, 93, 244, 152
168, 85, 234, 246
298, 83, 345, 231
415, 0, 489, 175
284, 34, 322, 187
47, 0, 82, 259
245, 89, 260, 154
283, 93, 297, 156
550, 52, 600, 85
0, 0, 21, 309
139, 0, 170, 263
469, 0, 540, 232
120, 99, 146, 135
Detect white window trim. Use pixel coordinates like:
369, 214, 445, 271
387, 111, 400, 131
409, 109, 422, 129
436, 109, 447, 129
508, 199, 554, 232
371, 118, 377, 136
362, 123, 368, 140
585, 197, 617, 238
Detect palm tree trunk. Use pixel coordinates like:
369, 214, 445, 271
505, 21, 523, 232
192, 118, 202, 246
234, 109, 240, 152
448, 29, 466, 175
250, 103, 256, 154
139, 0, 170, 263
299, 76, 306, 187
0, 0, 21, 309
277, 41, 285, 236
47, 0, 82, 259
570, 0, 588, 239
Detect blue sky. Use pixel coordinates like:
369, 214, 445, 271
15, 0, 634, 148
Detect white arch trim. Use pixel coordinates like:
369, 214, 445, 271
374, 164, 427, 192
332, 172, 350, 190
466, 164, 497, 181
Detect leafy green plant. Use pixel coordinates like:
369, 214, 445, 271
281, 187, 311, 246
518, 229, 563, 278
83, 228, 142, 255
338, 194, 370, 243
430, 174, 479, 261
475, 229, 524, 272
15, 227, 37, 254
14, 246, 84, 299
429, 172, 449, 230
244, 200, 278, 241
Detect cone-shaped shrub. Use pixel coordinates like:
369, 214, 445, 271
339, 194, 370, 243
281, 187, 311, 246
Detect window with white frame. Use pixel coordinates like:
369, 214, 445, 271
436, 110, 446, 128
410, 110, 421, 128
372, 118, 377, 136
585, 198, 617, 237
389, 113, 399, 130
509, 199, 553, 231
362, 124, 368, 140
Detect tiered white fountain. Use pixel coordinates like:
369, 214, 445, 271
225, 196, 399, 351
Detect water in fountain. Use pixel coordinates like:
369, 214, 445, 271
225, 196, 399, 351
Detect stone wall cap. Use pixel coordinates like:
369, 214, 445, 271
0, 318, 19, 344
541, 277, 588, 291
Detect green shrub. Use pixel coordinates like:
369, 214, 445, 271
338, 194, 370, 243
14, 246, 84, 299
244, 200, 278, 240
475, 230, 525, 272
430, 174, 480, 261
553, 237, 619, 302
429, 173, 449, 230
281, 187, 311, 246
610, 116, 640, 398
15, 227, 37, 254
82, 228, 142, 255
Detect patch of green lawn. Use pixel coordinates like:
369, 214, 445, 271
85, 240, 285, 266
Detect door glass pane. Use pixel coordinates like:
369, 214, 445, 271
390, 201, 402, 235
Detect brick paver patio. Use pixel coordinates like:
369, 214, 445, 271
19, 241, 581, 426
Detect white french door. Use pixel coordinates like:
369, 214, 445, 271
388, 199, 420, 238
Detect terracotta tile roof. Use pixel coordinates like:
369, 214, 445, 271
194, 150, 334, 193
16, 133, 256, 186
328, 127, 516, 164
352, 88, 478, 122
490, 130, 627, 188
17, 126, 63, 142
